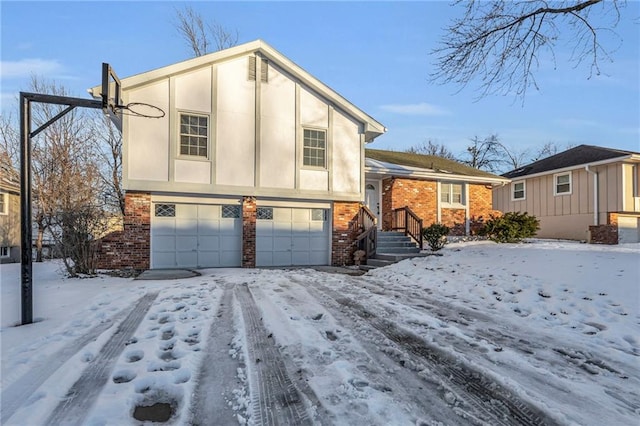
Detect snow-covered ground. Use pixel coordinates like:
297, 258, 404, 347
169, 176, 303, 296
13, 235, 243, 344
1, 240, 638, 425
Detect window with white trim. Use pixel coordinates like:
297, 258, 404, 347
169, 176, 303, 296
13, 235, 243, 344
441, 182, 464, 205
512, 181, 526, 200
303, 129, 326, 168
179, 113, 209, 158
311, 208, 327, 221
0, 247, 9, 258
554, 172, 572, 195
0, 192, 6, 215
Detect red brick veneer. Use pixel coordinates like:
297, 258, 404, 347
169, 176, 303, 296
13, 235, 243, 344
242, 197, 257, 268
332, 202, 360, 266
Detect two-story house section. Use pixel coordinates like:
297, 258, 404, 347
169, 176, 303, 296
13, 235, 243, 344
92, 40, 385, 270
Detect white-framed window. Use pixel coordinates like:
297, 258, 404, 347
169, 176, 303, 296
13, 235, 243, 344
512, 181, 526, 200
554, 172, 572, 195
303, 128, 326, 168
179, 113, 209, 158
441, 182, 464, 205
0, 192, 7, 215
0, 246, 9, 258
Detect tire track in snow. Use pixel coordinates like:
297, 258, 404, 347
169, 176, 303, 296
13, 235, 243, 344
1, 296, 138, 424
189, 284, 243, 425
235, 283, 313, 425
45, 291, 159, 426
301, 279, 559, 426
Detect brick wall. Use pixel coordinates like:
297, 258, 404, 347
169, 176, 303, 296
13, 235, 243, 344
381, 178, 437, 230
589, 224, 618, 244
441, 208, 466, 236
95, 192, 151, 271
332, 202, 360, 266
242, 197, 256, 268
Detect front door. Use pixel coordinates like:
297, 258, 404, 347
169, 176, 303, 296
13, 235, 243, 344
365, 180, 381, 228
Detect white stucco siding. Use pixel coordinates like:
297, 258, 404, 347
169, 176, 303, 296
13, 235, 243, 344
175, 67, 212, 113
300, 87, 328, 128
331, 110, 361, 194
216, 57, 255, 187
300, 169, 329, 191
127, 80, 170, 182
175, 159, 211, 184
260, 63, 296, 189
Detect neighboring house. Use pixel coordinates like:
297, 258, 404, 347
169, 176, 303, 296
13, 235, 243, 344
92, 40, 386, 270
494, 145, 640, 244
364, 149, 507, 235
0, 153, 20, 263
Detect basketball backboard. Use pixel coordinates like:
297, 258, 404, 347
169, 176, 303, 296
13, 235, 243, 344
101, 63, 122, 132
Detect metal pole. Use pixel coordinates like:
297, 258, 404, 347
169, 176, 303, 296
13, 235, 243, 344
19, 93, 33, 325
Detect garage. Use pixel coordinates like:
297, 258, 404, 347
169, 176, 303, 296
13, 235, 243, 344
151, 203, 242, 268
256, 207, 330, 267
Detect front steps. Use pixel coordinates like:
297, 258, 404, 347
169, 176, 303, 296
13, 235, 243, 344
361, 231, 425, 271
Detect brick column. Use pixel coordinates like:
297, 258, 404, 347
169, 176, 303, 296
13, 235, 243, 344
123, 192, 151, 270
332, 202, 360, 266
242, 197, 257, 268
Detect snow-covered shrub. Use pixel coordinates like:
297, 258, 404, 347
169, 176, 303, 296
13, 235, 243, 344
478, 212, 539, 243
423, 223, 450, 251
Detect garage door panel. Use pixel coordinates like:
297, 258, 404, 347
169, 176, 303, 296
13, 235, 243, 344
292, 236, 310, 250
198, 235, 220, 250
256, 206, 330, 267
152, 203, 241, 269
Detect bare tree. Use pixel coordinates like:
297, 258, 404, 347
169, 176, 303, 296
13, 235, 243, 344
459, 134, 507, 173
93, 115, 125, 215
432, 0, 625, 99
530, 141, 576, 161
406, 140, 457, 160
27, 77, 108, 275
174, 5, 239, 57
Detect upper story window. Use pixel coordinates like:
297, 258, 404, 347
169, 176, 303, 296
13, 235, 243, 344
179, 113, 208, 158
0, 192, 6, 215
441, 182, 464, 205
303, 128, 326, 168
512, 181, 526, 200
554, 172, 572, 195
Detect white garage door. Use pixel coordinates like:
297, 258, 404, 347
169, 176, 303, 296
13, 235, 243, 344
256, 207, 330, 267
152, 203, 241, 268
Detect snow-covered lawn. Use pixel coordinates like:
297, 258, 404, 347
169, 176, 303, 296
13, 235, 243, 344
1, 240, 638, 425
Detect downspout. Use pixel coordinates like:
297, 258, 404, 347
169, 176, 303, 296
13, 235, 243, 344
585, 165, 599, 226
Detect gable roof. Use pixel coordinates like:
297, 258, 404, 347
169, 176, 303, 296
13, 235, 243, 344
365, 149, 508, 183
89, 39, 386, 142
503, 144, 640, 179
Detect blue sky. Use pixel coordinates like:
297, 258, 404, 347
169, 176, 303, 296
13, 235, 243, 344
1, 1, 639, 156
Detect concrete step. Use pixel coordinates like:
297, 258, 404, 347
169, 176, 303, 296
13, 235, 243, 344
377, 246, 420, 254
377, 240, 418, 248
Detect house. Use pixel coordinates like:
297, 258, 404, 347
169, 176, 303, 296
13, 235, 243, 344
364, 149, 508, 236
493, 145, 640, 244
0, 152, 20, 263
92, 40, 386, 270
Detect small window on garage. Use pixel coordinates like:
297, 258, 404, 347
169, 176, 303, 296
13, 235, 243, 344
155, 204, 176, 217
257, 207, 273, 220
311, 209, 327, 221
222, 205, 240, 218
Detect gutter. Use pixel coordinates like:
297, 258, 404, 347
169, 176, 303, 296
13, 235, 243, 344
584, 165, 599, 225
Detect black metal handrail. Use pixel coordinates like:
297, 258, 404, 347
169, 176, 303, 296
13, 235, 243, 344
391, 206, 423, 250
352, 205, 378, 260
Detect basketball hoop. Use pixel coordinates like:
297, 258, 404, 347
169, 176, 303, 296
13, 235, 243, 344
113, 102, 165, 119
